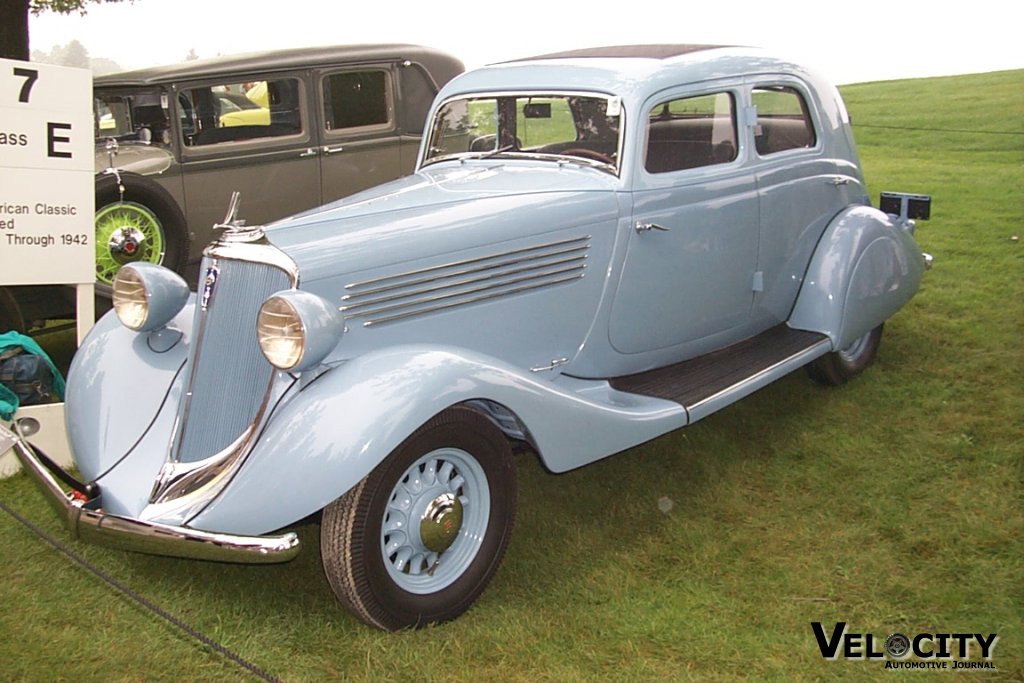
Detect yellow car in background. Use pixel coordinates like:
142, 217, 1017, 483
216, 87, 269, 127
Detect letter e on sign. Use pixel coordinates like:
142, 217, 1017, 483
1, 58, 94, 285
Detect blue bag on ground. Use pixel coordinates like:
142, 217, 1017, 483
0, 331, 66, 421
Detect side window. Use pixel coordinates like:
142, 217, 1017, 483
181, 77, 302, 147
322, 70, 392, 133
645, 92, 736, 173
752, 86, 816, 155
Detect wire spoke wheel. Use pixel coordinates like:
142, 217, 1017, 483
95, 202, 166, 284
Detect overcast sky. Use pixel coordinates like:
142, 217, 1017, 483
28, 0, 1022, 85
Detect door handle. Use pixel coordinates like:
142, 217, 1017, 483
634, 221, 670, 233
299, 148, 318, 158
322, 145, 345, 155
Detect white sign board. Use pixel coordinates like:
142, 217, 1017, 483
1, 59, 94, 285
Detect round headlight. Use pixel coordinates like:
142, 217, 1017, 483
112, 263, 190, 332
257, 296, 305, 370
112, 266, 148, 330
257, 290, 344, 371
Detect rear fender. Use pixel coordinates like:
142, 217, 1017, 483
788, 205, 924, 348
189, 344, 684, 536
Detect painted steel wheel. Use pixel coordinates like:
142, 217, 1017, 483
806, 324, 884, 386
94, 202, 167, 285
321, 406, 518, 630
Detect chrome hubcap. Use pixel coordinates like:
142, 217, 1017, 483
381, 448, 490, 594
108, 226, 146, 257
419, 492, 464, 553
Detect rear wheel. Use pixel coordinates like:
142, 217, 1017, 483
321, 406, 517, 630
806, 324, 884, 386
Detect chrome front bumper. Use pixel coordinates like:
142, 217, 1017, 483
1, 422, 300, 564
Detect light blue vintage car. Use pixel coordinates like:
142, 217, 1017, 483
8, 45, 931, 630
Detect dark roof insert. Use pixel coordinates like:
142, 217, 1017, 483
511, 44, 728, 62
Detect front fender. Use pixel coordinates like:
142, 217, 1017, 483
66, 302, 193, 482
190, 345, 684, 536
788, 205, 925, 348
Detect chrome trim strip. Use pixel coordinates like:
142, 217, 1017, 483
147, 425, 256, 520
352, 262, 587, 320
344, 235, 590, 291
204, 237, 300, 285
421, 90, 626, 175
342, 255, 588, 314
342, 243, 590, 301
3, 422, 299, 564
344, 235, 591, 326
362, 271, 586, 326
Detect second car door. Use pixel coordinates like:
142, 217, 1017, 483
177, 73, 321, 248
316, 66, 404, 204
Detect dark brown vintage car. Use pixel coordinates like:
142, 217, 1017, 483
1, 44, 462, 332
92, 43, 463, 283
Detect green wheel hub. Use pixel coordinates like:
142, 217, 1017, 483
95, 202, 166, 284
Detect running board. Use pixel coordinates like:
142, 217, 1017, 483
609, 325, 831, 424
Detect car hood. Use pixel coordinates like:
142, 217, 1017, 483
266, 162, 620, 282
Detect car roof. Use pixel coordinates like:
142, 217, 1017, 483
94, 44, 463, 88
439, 45, 830, 106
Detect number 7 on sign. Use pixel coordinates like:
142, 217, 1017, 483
13, 67, 38, 103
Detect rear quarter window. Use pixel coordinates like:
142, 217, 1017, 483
752, 86, 817, 155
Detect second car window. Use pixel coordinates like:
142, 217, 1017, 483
180, 78, 304, 146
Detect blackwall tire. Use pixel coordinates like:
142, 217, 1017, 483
320, 405, 518, 630
806, 324, 884, 386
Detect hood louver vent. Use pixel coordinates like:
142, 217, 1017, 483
341, 235, 590, 326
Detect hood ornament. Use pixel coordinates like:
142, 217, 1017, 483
213, 191, 265, 243
104, 137, 119, 167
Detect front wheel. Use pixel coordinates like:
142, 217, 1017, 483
321, 406, 517, 630
806, 324, 884, 386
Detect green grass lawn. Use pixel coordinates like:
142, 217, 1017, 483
2, 69, 1021, 682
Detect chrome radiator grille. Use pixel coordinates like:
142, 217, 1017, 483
173, 256, 291, 463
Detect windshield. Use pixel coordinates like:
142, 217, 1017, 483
94, 88, 171, 146
423, 93, 623, 173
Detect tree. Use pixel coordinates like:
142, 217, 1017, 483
61, 39, 90, 68
1, 1, 125, 61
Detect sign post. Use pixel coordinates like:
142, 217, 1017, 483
1, 58, 94, 477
